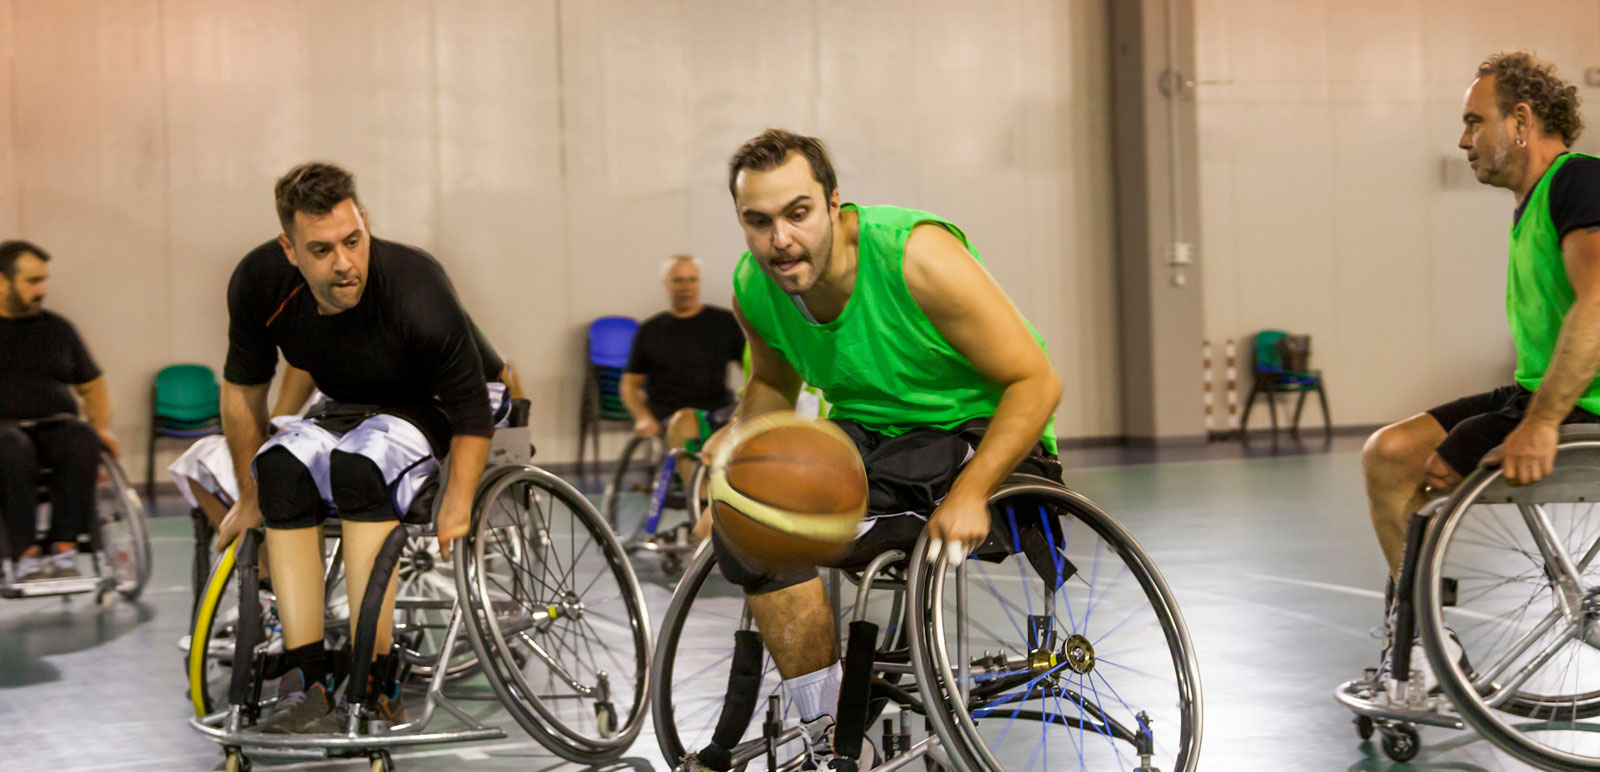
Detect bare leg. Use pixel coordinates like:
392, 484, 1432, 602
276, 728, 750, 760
341, 519, 401, 659
746, 577, 838, 679
265, 525, 327, 649
1363, 414, 1447, 577
666, 408, 702, 492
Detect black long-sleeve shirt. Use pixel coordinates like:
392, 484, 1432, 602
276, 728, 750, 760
223, 237, 501, 452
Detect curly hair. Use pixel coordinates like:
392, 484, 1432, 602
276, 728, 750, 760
1477, 51, 1584, 146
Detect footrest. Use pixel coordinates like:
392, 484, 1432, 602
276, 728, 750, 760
1334, 679, 1464, 730
0, 576, 107, 599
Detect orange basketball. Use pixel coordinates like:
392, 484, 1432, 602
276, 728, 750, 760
707, 413, 868, 567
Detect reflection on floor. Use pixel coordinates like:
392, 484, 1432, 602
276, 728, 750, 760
0, 437, 1551, 771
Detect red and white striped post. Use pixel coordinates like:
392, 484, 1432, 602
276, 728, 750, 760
1202, 340, 1215, 439
1224, 338, 1240, 437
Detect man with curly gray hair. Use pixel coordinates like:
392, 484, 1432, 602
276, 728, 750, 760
1356, 51, 1600, 704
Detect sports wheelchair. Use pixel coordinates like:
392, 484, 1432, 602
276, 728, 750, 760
188, 402, 653, 771
605, 435, 705, 574
653, 474, 1203, 772
1340, 424, 1600, 769
0, 415, 150, 606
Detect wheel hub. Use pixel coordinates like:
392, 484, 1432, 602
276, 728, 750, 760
1061, 634, 1095, 675
1583, 587, 1600, 620
547, 591, 585, 621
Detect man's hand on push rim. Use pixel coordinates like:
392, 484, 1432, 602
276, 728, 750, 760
437, 498, 471, 562
925, 492, 989, 568
215, 495, 264, 550
1485, 418, 1560, 487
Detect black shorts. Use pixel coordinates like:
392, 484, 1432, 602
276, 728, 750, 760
1427, 384, 1600, 476
712, 418, 1062, 595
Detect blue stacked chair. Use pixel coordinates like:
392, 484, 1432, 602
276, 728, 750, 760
577, 317, 639, 489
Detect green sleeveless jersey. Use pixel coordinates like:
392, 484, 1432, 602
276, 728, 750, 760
1509, 153, 1600, 414
733, 203, 1057, 453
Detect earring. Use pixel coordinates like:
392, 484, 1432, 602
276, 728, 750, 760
1517, 134, 1527, 147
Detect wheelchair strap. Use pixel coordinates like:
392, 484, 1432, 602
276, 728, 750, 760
833, 620, 879, 764
346, 525, 410, 709
697, 629, 765, 771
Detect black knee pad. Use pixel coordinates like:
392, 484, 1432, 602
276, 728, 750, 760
710, 529, 817, 595
255, 446, 323, 529
329, 449, 396, 521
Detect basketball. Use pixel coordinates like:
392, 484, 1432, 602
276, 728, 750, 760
707, 412, 869, 567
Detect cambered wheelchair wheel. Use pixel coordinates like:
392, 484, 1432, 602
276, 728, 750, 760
1417, 428, 1600, 771
93, 453, 151, 602
651, 543, 911, 771
189, 541, 262, 717
604, 435, 663, 541
908, 476, 1202, 772
457, 464, 652, 764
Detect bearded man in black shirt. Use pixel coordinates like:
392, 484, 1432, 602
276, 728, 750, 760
0, 240, 119, 583
213, 163, 505, 732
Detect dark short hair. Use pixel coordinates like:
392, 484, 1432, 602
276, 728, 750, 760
727, 129, 838, 202
0, 240, 49, 279
274, 162, 361, 237
1478, 51, 1584, 146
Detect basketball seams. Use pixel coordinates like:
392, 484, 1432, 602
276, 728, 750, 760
709, 467, 862, 542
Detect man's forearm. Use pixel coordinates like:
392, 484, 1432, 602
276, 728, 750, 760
1527, 299, 1600, 426
441, 434, 491, 511
732, 377, 797, 421
945, 374, 1060, 504
221, 382, 272, 500
619, 376, 653, 422
79, 380, 113, 431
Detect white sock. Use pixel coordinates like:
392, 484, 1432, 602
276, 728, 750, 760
783, 661, 843, 723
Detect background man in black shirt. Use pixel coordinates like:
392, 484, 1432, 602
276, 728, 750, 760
212, 163, 500, 733
0, 240, 118, 583
621, 254, 745, 485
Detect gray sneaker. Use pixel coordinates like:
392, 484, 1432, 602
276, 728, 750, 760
49, 548, 80, 579
258, 670, 335, 733
14, 554, 50, 582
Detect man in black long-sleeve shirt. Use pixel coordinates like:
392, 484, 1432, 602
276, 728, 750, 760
213, 162, 502, 732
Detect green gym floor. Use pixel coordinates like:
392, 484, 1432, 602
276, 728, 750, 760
0, 437, 1551, 771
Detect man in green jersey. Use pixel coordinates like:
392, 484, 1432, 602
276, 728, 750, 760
1362, 52, 1600, 694
678, 129, 1062, 771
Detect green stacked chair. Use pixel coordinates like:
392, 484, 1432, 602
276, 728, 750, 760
148, 364, 222, 503
1240, 329, 1330, 444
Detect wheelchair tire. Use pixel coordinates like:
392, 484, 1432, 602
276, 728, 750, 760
651, 544, 909, 770
908, 476, 1203, 772
458, 464, 651, 764
603, 435, 660, 541
94, 454, 151, 601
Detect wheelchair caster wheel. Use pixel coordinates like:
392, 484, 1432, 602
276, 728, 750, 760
1353, 714, 1373, 740
369, 750, 395, 772
661, 552, 683, 576
225, 749, 251, 772
1381, 725, 1420, 763
96, 589, 115, 608
595, 701, 617, 738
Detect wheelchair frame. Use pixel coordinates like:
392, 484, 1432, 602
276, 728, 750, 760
188, 418, 653, 771
651, 474, 1203, 772
0, 416, 151, 607
1338, 424, 1600, 768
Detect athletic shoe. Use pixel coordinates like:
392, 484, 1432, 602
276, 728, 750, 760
797, 715, 878, 771
14, 554, 50, 583
258, 669, 335, 733
49, 547, 80, 579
